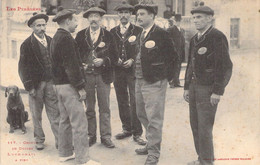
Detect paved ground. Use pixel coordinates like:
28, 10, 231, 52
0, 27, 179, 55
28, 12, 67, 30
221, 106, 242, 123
1, 49, 260, 165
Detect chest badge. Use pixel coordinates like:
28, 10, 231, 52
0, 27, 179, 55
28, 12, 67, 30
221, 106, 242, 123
128, 35, 136, 42
98, 42, 105, 48
145, 40, 155, 48
198, 47, 207, 55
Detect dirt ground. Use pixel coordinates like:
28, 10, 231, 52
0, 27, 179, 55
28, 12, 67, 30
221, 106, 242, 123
1, 49, 259, 165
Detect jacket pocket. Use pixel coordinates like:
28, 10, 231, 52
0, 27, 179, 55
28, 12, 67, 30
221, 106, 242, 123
151, 62, 165, 66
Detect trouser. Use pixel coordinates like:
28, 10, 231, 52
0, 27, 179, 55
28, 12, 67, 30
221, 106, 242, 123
54, 84, 89, 164
114, 69, 143, 136
28, 80, 60, 147
189, 80, 218, 165
84, 74, 111, 139
170, 55, 182, 86
135, 78, 167, 158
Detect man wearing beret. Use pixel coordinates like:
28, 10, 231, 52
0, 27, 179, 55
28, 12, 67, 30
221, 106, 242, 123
134, 1, 178, 164
167, 14, 186, 88
75, 6, 118, 148
51, 7, 100, 165
110, 1, 146, 146
18, 13, 60, 150
183, 4, 233, 165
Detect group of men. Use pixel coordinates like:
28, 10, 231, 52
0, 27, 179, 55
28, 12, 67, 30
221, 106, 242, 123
18, 1, 232, 165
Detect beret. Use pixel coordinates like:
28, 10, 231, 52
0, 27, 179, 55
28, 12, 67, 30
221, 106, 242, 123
28, 12, 49, 27
114, 1, 134, 11
191, 5, 214, 15
83, 7, 106, 18
53, 6, 76, 22
134, 1, 158, 15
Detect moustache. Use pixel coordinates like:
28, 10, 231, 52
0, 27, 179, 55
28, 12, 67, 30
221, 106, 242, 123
90, 21, 98, 25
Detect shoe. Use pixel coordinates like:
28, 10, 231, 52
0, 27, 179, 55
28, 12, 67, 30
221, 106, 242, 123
115, 131, 132, 139
135, 147, 148, 155
133, 136, 147, 146
59, 153, 75, 162
174, 84, 183, 87
76, 159, 101, 165
187, 160, 201, 165
145, 155, 159, 165
35, 143, 44, 150
101, 138, 115, 148
89, 136, 97, 147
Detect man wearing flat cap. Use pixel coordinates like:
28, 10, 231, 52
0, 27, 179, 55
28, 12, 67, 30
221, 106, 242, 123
184, 3, 233, 165
51, 7, 100, 165
167, 14, 186, 88
110, 1, 146, 146
134, 1, 178, 164
75, 6, 118, 149
18, 12, 60, 150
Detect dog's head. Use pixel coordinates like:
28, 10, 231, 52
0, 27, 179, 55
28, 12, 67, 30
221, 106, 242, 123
5, 85, 20, 98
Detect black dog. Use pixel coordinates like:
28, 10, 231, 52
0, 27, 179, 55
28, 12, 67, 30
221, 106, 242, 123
5, 85, 29, 134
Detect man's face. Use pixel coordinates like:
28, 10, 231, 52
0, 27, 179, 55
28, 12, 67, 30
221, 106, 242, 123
67, 14, 78, 33
136, 9, 153, 28
175, 20, 181, 26
88, 12, 102, 29
192, 13, 212, 31
31, 19, 47, 37
118, 9, 131, 25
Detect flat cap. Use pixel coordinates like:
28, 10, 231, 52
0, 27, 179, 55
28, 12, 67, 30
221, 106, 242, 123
134, 0, 158, 15
83, 7, 106, 18
114, 0, 134, 11
191, 3, 214, 15
53, 6, 76, 22
28, 12, 49, 27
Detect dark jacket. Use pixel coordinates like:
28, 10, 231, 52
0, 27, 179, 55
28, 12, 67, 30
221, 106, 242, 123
18, 33, 52, 91
50, 28, 85, 90
75, 27, 118, 84
110, 23, 142, 74
184, 26, 233, 95
167, 25, 185, 62
138, 25, 178, 83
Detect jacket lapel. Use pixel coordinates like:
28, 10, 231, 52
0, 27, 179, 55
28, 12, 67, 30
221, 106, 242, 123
84, 28, 93, 48
30, 34, 44, 69
142, 24, 156, 45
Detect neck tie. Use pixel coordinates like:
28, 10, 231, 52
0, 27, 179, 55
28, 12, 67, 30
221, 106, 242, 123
41, 40, 47, 47
140, 30, 146, 43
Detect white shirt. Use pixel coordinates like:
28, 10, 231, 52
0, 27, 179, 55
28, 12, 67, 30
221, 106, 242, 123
90, 27, 101, 43
143, 23, 154, 38
34, 33, 47, 47
120, 22, 130, 34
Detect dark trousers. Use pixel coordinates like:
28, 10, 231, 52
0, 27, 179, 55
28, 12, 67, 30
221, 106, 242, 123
84, 74, 111, 139
189, 80, 218, 165
170, 55, 182, 86
114, 69, 143, 136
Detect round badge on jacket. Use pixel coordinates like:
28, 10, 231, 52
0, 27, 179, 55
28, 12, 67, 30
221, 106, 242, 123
198, 47, 207, 55
98, 42, 105, 48
145, 40, 155, 48
128, 35, 136, 42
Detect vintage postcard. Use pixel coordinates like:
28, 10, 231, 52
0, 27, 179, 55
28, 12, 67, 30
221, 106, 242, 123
0, 0, 259, 165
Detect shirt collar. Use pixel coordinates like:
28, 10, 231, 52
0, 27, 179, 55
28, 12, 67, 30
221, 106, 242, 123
33, 33, 46, 42
198, 25, 212, 36
120, 22, 130, 30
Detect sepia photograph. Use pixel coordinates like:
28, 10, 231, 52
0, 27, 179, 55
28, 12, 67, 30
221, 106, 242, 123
0, 0, 259, 165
